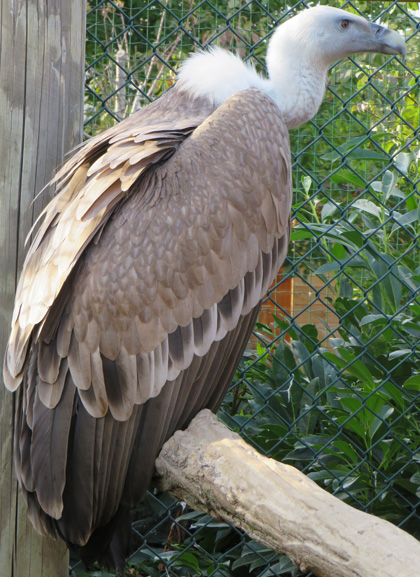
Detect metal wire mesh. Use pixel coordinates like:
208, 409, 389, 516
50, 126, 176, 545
75, 1, 420, 575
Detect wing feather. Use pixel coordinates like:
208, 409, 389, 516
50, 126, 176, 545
38, 358, 68, 408
59, 403, 97, 544
5, 89, 214, 386
78, 349, 108, 418
192, 304, 218, 356
9, 88, 293, 557
56, 88, 291, 412
30, 373, 75, 519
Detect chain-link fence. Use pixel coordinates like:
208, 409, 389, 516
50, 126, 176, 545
73, 1, 420, 575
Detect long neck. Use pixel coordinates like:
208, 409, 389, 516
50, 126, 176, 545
266, 63, 327, 129
177, 46, 329, 130
266, 34, 329, 129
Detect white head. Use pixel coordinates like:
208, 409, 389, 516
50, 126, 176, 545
267, 6, 405, 71
178, 6, 405, 128
266, 6, 405, 127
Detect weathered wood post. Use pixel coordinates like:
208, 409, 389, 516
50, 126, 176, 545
0, 1, 86, 575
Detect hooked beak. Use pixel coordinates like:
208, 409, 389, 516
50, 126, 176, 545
369, 23, 406, 58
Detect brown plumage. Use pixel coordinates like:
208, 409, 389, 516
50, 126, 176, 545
4, 6, 405, 572
4, 86, 292, 570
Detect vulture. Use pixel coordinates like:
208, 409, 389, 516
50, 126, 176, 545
3, 6, 405, 573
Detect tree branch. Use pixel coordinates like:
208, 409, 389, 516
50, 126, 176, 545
154, 409, 420, 577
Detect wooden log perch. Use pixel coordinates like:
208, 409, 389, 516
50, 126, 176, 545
154, 409, 420, 577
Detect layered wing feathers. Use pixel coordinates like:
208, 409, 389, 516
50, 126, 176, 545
53, 90, 291, 420
5, 89, 215, 386
6, 88, 292, 552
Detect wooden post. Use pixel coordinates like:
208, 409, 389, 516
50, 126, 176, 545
0, 1, 86, 575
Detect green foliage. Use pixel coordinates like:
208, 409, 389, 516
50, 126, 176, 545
230, 310, 420, 528
243, 161, 420, 530
125, 498, 301, 577
84, 0, 285, 134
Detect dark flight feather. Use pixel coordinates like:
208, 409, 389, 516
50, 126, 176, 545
4, 87, 292, 570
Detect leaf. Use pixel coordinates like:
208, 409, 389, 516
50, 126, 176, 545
331, 440, 360, 464
405, 191, 417, 212
311, 354, 339, 388
391, 209, 419, 234
258, 557, 297, 577
330, 169, 366, 189
394, 152, 410, 175
176, 510, 208, 522
340, 229, 367, 248
347, 149, 389, 161
388, 349, 414, 360
298, 377, 320, 435
351, 199, 383, 219
323, 146, 389, 162
272, 342, 297, 382
335, 401, 367, 440
323, 349, 375, 387
359, 314, 388, 327
370, 405, 394, 437
316, 254, 368, 275
381, 382, 405, 412
302, 175, 312, 194
339, 396, 363, 414
321, 136, 372, 161
331, 242, 347, 260
321, 200, 339, 221
401, 321, 420, 339
273, 315, 299, 340
316, 261, 343, 274
402, 374, 420, 390
410, 472, 420, 486
389, 188, 407, 200
174, 551, 200, 571
290, 229, 316, 241
232, 541, 274, 571
291, 340, 313, 380
371, 252, 402, 310
292, 223, 365, 251
330, 135, 369, 153
381, 170, 398, 201
340, 417, 366, 441
301, 324, 318, 340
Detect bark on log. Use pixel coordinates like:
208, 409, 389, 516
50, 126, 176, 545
155, 409, 420, 577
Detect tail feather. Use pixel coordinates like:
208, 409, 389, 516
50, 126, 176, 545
79, 505, 132, 575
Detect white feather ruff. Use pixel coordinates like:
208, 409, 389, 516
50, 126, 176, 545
177, 47, 270, 106
176, 6, 402, 129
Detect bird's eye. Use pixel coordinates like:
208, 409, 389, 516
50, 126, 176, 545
340, 19, 350, 30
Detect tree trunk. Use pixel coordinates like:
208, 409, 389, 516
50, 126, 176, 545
0, 1, 86, 575
155, 409, 420, 577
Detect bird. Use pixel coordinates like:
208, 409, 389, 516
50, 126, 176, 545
3, 6, 405, 573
